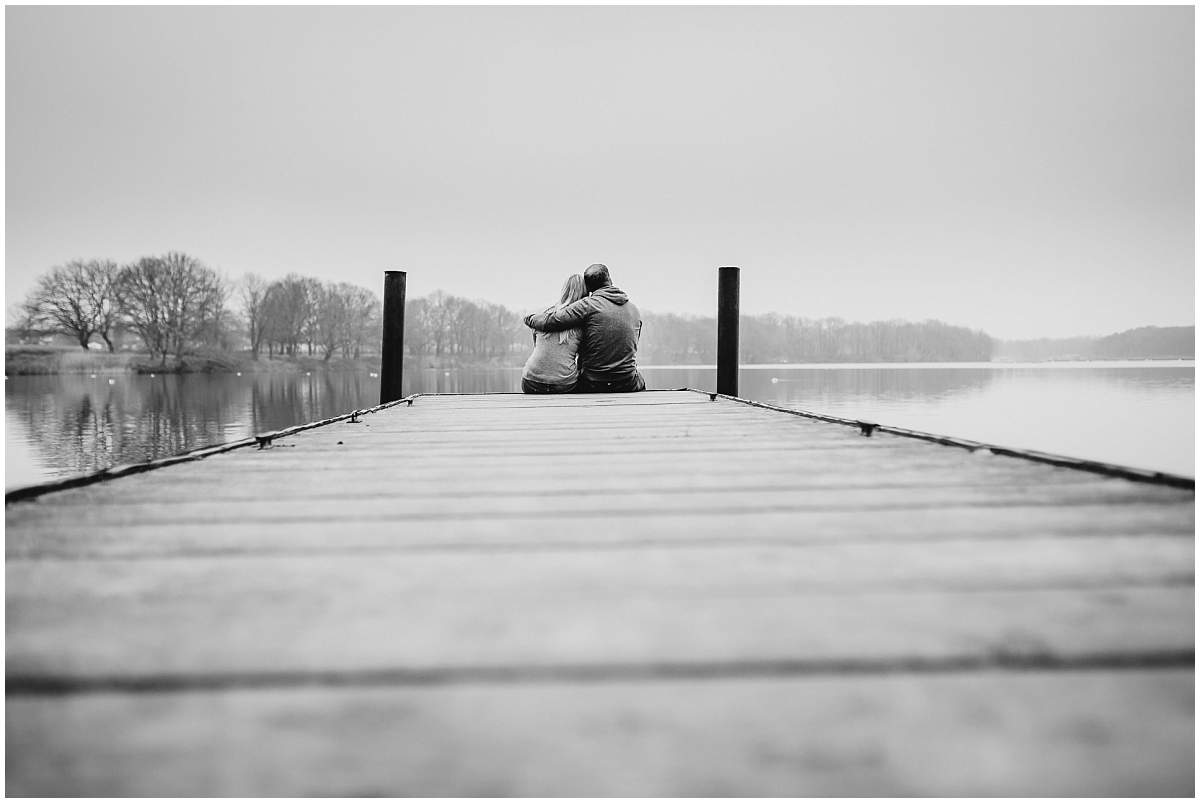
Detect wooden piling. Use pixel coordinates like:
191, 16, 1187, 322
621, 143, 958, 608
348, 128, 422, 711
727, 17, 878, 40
717, 266, 740, 397
380, 270, 407, 404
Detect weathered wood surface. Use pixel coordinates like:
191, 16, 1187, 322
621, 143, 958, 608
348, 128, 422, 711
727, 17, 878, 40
6, 390, 1194, 796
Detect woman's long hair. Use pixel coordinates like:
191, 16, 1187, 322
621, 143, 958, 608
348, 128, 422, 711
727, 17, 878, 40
543, 273, 587, 345
557, 273, 586, 309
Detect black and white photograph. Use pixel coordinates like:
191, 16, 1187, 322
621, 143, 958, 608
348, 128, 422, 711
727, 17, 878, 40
4, 4, 1195, 797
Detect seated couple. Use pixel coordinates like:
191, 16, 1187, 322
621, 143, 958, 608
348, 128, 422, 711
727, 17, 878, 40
521, 263, 645, 394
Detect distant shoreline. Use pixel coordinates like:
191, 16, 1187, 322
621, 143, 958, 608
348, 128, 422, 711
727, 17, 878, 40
6, 345, 1193, 377
3, 346, 379, 376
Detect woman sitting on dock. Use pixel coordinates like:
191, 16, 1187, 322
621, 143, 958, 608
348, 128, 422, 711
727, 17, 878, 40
521, 273, 586, 394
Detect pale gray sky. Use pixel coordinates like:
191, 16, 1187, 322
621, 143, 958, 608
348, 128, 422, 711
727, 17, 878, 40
5, 5, 1194, 339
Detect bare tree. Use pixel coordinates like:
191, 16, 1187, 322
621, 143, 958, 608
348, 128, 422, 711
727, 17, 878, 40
424, 290, 468, 356
311, 282, 348, 361
259, 275, 319, 357
21, 259, 121, 350
342, 284, 380, 359
116, 252, 226, 366
296, 281, 383, 362
404, 296, 433, 357
238, 273, 272, 359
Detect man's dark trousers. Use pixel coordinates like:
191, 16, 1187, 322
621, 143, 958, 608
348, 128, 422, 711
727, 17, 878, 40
575, 373, 645, 393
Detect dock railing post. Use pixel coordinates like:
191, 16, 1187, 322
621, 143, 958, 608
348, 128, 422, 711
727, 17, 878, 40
717, 266, 740, 397
380, 270, 407, 404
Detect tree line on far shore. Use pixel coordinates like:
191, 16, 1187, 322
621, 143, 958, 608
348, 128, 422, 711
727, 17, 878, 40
15, 255, 996, 366
639, 312, 993, 364
994, 326, 1194, 362
402, 294, 995, 364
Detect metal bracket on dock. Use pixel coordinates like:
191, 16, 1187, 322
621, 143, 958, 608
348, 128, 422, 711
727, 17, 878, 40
407, 398, 414, 406
255, 436, 273, 450
857, 422, 878, 437
708, 393, 718, 401
349, 411, 360, 424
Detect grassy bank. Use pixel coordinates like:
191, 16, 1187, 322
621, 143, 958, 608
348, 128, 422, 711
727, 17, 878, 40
5, 346, 382, 376
4, 346, 139, 375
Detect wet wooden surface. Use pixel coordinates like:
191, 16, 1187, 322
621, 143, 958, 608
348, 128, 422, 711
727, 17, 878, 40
6, 390, 1194, 795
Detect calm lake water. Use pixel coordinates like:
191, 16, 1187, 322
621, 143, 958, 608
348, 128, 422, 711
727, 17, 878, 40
5, 361, 1194, 489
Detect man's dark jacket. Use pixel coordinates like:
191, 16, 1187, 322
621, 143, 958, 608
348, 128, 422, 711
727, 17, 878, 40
523, 286, 642, 383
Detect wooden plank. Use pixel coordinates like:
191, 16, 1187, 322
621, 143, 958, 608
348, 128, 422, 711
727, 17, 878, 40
24, 449, 986, 485
6, 545, 1191, 677
7, 669, 1193, 796
33, 405, 1180, 496
8, 533, 1190, 589
23, 438, 1177, 501
397, 390, 711, 400
121, 439, 986, 471
25, 469, 1177, 517
7, 482, 1188, 532
26, 463, 1112, 508
7, 505, 1194, 561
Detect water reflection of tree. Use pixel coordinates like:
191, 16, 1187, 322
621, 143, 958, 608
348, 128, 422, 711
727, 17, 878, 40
7, 372, 381, 479
8, 376, 244, 474
136, 376, 242, 461
639, 366, 998, 407
249, 372, 377, 433
404, 368, 520, 396
755, 368, 997, 408
1000, 364, 1195, 393
8, 377, 126, 475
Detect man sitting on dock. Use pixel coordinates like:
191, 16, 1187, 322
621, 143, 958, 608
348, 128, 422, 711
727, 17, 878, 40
523, 263, 645, 393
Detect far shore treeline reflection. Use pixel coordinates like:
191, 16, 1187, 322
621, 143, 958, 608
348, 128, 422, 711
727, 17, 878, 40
5, 372, 384, 476
9, 256, 1194, 367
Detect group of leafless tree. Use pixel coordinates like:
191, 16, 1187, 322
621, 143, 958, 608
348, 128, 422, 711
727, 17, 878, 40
241, 274, 381, 361
404, 291, 527, 361
18, 255, 385, 366
19, 254, 228, 365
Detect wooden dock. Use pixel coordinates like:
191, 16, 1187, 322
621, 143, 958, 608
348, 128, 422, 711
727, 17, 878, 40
6, 390, 1194, 796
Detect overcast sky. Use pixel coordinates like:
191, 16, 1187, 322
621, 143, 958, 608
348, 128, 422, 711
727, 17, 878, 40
5, 5, 1193, 339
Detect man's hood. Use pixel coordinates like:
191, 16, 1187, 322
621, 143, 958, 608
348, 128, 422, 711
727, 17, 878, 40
591, 285, 629, 305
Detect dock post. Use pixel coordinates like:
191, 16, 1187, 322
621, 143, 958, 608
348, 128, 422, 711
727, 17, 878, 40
717, 266, 740, 397
380, 270, 407, 404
